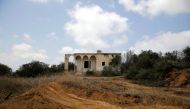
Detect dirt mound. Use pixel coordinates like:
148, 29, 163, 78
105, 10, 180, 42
60, 78, 190, 109
0, 82, 120, 109
1, 75, 190, 109
165, 68, 190, 87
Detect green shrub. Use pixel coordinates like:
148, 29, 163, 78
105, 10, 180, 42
49, 63, 64, 73
85, 70, 94, 76
133, 69, 147, 80
124, 67, 139, 79
183, 46, 190, 66
122, 47, 190, 86
0, 63, 12, 76
102, 66, 118, 77
136, 50, 160, 69
137, 69, 162, 81
124, 67, 162, 81
15, 61, 49, 77
68, 62, 75, 71
109, 55, 121, 67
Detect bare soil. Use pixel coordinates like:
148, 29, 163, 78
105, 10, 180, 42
0, 74, 190, 109
165, 68, 190, 87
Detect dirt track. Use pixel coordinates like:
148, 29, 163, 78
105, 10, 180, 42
0, 75, 190, 109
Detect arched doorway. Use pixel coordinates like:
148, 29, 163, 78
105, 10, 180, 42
83, 55, 89, 72
90, 55, 96, 71
64, 54, 75, 72
75, 55, 82, 72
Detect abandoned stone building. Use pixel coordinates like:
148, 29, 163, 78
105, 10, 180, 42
64, 50, 121, 74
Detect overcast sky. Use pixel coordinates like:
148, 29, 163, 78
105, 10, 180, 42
0, 0, 190, 70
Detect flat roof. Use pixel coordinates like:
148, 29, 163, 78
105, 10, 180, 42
73, 53, 121, 55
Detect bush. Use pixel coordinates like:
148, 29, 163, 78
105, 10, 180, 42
85, 70, 94, 76
124, 67, 163, 81
136, 69, 162, 81
123, 50, 180, 81
183, 46, 190, 66
122, 47, 190, 86
49, 63, 64, 73
136, 50, 160, 69
102, 66, 119, 77
0, 63, 12, 76
15, 61, 49, 77
57, 62, 64, 71
49, 65, 58, 72
155, 59, 179, 70
68, 62, 75, 71
109, 55, 121, 67
123, 66, 139, 79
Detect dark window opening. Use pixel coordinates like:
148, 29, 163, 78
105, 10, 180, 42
84, 61, 89, 68
102, 62, 105, 66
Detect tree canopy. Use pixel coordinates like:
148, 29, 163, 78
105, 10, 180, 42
0, 63, 12, 76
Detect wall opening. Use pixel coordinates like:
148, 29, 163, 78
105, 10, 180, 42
68, 55, 75, 71
83, 55, 89, 69
84, 61, 89, 68
102, 62, 105, 66
64, 54, 75, 72
75, 55, 82, 72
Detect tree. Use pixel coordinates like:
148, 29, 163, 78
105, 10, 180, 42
137, 50, 160, 69
125, 50, 135, 64
49, 62, 64, 72
68, 62, 75, 71
0, 63, 12, 76
183, 46, 190, 65
164, 51, 178, 61
49, 65, 58, 72
57, 62, 64, 71
121, 50, 135, 73
110, 55, 121, 67
15, 61, 49, 77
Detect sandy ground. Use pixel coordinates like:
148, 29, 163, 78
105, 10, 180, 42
0, 75, 190, 109
0, 82, 120, 109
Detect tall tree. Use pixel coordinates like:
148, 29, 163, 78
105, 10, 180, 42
0, 63, 12, 76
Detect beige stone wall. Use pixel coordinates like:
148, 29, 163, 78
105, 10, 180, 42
75, 56, 82, 73
64, 54, 71, 72
90, 56, 96, 71
95, 54, 116, 71
65, 52, 120, 73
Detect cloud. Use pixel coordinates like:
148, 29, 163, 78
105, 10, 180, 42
64, 3, 128, 49
118, 0, 190, 16
47, 32, 58, 40
59, 46, 92, 54
55, 46, 93, 63
13, 33, 31, 41
0, 43, 48, 70
23, 33, 31, 40
29, 0, 64, 4
29, 0, 48, 3
130, 30, 190, 54
12, 43, 47, 60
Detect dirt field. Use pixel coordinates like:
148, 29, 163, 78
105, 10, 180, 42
0, 74, 190, 109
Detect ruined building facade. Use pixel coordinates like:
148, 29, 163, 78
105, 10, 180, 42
64, 50, 121, 74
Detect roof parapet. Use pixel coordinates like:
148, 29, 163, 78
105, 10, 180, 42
97, 50, 102, 54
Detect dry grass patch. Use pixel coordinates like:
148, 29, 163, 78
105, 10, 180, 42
0, 74, 190, 109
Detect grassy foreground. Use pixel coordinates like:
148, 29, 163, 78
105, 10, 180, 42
0, 73, 190, 109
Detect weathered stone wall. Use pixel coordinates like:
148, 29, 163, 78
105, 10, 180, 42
95, 54, 115, 71
65, 52, 121, 74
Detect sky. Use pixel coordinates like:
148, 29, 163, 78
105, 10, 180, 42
0, 0, 190, 70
